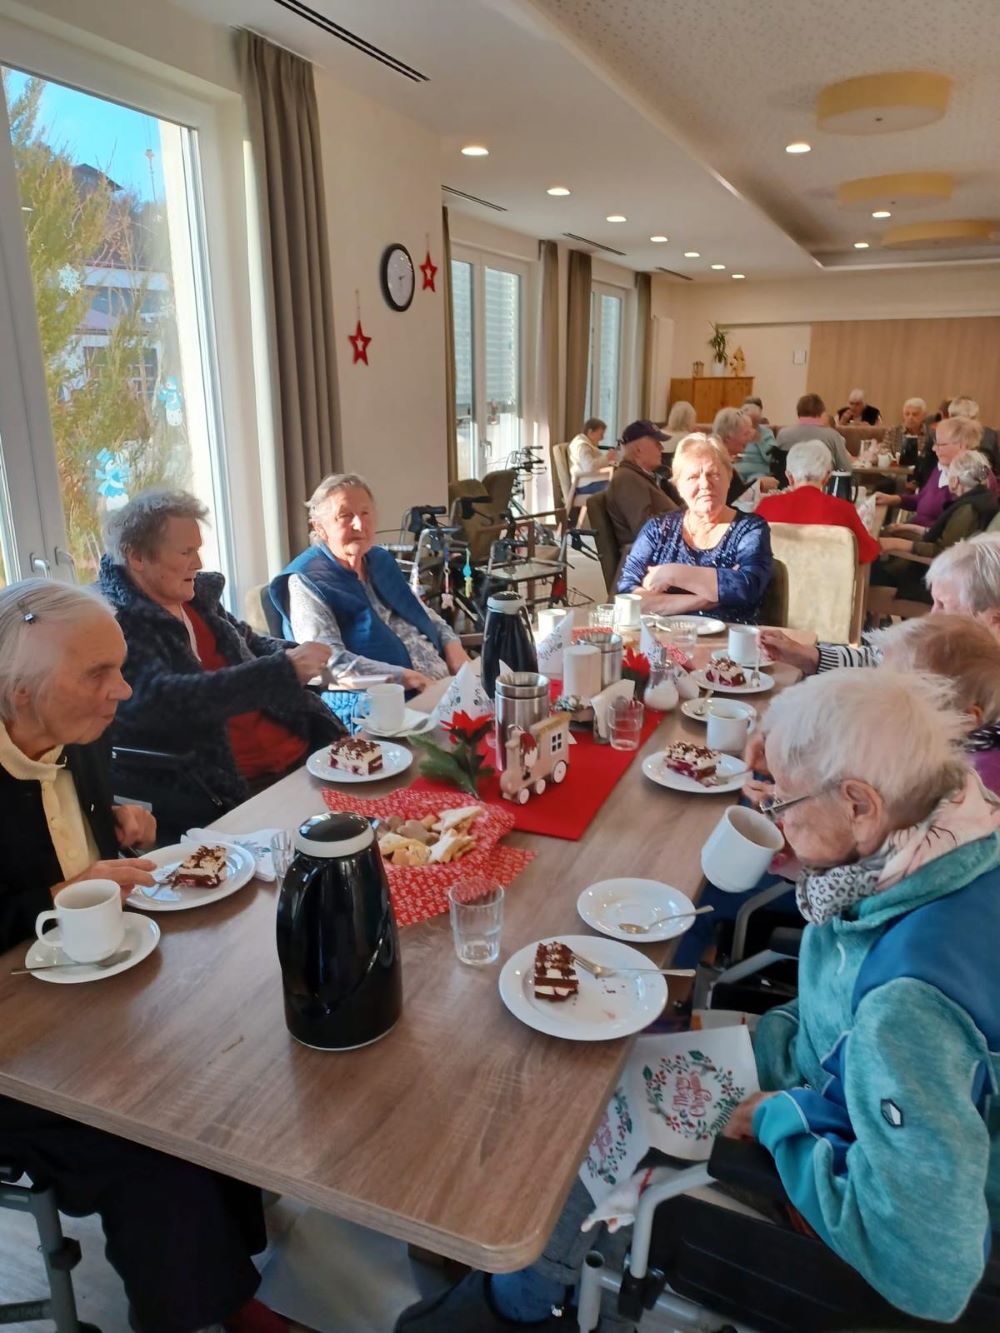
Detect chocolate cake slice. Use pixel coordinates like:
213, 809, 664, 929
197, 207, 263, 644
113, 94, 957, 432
172, 844, 228, 889
533, 941, 579, 1002
330, 736, 384, 776
663, 741, 719, 783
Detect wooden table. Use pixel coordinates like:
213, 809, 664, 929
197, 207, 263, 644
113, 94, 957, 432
0, 654, 801, 1272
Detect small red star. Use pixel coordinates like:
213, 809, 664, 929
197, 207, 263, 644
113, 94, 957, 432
348, 319, 372, 365
420, 251, 438, 292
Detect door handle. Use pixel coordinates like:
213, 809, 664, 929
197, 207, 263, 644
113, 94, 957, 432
55, 547, 78, 581
30, 553, 51, 577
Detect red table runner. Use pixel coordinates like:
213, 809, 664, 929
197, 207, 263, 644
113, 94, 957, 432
412, 709, 662, 842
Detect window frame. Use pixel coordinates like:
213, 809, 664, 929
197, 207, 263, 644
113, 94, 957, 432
0, 15, 267, 600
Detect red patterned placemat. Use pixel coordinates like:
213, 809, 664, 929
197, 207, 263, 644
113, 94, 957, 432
412, 709, 662, 842
320, 788, 534, 928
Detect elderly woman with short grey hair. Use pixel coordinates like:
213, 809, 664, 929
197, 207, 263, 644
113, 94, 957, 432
733, 400, 777, 483
99, 488, 340, 838
755, 438, 881, 563
269, 473, 469, 712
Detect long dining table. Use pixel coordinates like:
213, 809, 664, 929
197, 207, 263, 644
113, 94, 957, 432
0, 649, 803, 1274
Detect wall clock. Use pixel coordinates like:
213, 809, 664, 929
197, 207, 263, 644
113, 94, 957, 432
380, 243, 415, 312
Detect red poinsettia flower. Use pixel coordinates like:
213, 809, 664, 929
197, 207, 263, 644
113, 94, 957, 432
444, 709, 492, 743
622, 648, 651, 678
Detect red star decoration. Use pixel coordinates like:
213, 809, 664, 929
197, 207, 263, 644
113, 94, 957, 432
348, 319, 372, 365
420, 250, 438, 292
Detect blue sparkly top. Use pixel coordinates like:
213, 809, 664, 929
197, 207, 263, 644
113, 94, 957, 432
617, 510, 773, 625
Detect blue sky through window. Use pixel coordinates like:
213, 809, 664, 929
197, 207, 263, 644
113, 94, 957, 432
4, 69, 166, 201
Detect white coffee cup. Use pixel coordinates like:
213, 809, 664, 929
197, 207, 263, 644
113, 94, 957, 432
360, 682, 406, 733
700, 806, 785, 894
706, 700, 753, 754
727, 625, 759, 667
35, 880, 125, 964
877, 452, 892, 469
614, 592, 642, 630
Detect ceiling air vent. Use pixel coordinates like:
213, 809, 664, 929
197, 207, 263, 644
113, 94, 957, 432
271, 0, 429, 81
656, 266, 694, 281
442, 186, 508, 213
563, 232, 626, 257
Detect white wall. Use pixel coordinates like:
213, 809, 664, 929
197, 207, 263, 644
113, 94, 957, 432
314, 72, 448, 526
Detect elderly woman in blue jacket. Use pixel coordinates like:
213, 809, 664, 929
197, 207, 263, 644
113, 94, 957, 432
270, 475, 468, 708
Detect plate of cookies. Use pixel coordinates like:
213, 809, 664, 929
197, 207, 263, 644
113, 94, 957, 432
321, 788, 535, 927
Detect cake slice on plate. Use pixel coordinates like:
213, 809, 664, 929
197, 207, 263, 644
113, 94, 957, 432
533, 941, 579, 1002
663, 741, 719, 783
329, 736, 384, 776
704, 656, 746, 687
172, 844, 228, 889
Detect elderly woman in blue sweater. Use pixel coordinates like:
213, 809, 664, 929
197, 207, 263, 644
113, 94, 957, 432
617, 434, 773, 625
270, 474, 468, 702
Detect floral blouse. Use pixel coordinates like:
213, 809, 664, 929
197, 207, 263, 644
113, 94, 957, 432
617, 510, 773, 625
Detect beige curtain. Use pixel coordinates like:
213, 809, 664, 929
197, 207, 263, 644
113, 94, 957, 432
564, 248, 592, 441
636, 271, 652, 419
539, 240, 561, 444
442, 206, 458, 484
237, 29, 339, 555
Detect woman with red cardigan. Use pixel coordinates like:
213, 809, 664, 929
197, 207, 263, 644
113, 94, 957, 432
756, 439, 880, 563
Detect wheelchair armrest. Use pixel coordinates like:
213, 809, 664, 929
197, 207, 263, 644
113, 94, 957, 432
111, 745, 198, 772
708, 1135, 789, 1204
768, 926, 802, 958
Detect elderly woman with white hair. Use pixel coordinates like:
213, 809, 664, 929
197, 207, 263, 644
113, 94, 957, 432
871, 413, 987, 526
617, 433, 773, 624
99, 489, 341, 839
755, 438, 880, 563
880, 395, 929, 463
950, 395, 1000, 473
269, 474, 468, 715
732, 400, 777, 483
661, 399, 697, 455
0, 579, 290, 1333
721, 667, 1000, 1323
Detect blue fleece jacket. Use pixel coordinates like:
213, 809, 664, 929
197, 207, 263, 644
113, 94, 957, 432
753, 833, 1000, 1322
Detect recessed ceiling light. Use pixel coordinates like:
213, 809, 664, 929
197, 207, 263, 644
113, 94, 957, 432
872, 209, 891, 218
650, 235, 668, 243
461, 144, 489, 157
710, 263, 726, 270
785, 141, 812, 154
606, 214, 627, 222
547, 186, 571, 196
683, 250, 700, 258
731, 273, 746, 280
854, 241, 870, 249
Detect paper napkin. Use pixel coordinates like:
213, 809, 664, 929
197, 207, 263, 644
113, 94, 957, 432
428, 658, 493, 727
536, 606, 582, 679
590, 678, 635, 742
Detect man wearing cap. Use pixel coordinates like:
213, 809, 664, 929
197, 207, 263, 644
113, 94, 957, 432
605, 420, 679, 550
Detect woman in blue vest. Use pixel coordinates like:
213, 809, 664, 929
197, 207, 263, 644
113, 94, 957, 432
270, 474, 468, 719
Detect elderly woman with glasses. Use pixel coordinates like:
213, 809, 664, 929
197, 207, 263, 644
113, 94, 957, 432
617, 433, 773, 624
723, 667, 1000, 1323
99, 489, 341, 840
0, 579, 289, 1333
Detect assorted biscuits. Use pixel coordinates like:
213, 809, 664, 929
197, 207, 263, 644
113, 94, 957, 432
376, 805, 483, 868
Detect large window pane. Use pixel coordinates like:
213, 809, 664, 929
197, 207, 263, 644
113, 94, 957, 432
451, 258, 476, 480
597, 293, 622, 435
2, 69, 227, 580
484, 266, 521, 472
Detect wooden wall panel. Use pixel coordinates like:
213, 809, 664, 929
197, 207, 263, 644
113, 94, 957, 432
807, 317, 1000, 427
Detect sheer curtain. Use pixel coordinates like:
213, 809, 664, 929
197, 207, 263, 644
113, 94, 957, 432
237, 29, 339, 555
442, 206, 458, 484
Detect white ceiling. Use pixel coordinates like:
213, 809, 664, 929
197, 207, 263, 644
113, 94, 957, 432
179, 0, 999, 280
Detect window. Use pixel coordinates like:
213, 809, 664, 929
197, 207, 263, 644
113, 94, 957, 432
450, 250, 525, 479
0, 68, 229, 580
585, 285, 624, 438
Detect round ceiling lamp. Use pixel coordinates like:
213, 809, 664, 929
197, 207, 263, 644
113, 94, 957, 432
837, 171, 954, 210
882, 219, 997, 248
817, 72, 951, 134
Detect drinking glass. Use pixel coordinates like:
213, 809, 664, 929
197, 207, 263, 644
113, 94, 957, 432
590, 602, 616, 629
448, 877, 504, 966
664, 623, 697, 667
609, 697, 644, 750
271, 830, 294, 886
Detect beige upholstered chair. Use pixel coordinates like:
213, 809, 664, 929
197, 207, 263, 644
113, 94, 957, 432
582, 490, 622, 594
550, 442, 572, 508
766, 523, 865, 643
551, 441, 610, 530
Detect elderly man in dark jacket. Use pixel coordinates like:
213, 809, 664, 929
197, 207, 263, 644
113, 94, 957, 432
99, 489, 342, 840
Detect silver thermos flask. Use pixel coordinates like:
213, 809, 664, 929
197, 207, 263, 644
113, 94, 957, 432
494, 672, 550, 775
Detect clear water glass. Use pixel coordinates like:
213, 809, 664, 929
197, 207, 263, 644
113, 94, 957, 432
590, 602, 616, 629
448, 877, 504, 966
609, 697, 644, 751
271, 830, 294, 886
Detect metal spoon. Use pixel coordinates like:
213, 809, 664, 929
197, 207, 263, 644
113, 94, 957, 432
12, 947, 132, 977
694, 688, 714, 717
619, 905, 715, 935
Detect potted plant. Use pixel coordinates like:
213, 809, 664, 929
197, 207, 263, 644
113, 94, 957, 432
708, 322, 729, 377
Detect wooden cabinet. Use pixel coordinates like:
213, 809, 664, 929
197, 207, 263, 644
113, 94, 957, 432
669, 376, 754, 423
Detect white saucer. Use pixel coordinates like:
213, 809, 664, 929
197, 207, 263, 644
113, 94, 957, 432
691, 669, 775, 696
658, 616, 726, 637
307, 741, 413, 783
127, 843, 257, 912
710, 649, 774, 671
681, 698, 758, 726
577, 879, 696, 943
360, 709, 435, 739
498, 934, 667, 1040
25, 914, 160, 984
642, 750, 747, 795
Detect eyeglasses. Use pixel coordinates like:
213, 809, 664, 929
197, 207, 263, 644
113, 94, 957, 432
759, 784, 833, 822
